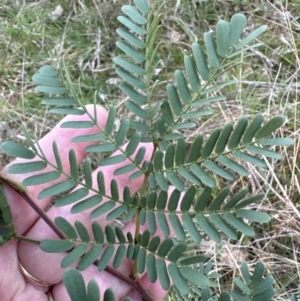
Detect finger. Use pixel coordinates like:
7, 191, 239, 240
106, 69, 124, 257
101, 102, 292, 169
18, 142, 154, 284
1, 105, 107, 234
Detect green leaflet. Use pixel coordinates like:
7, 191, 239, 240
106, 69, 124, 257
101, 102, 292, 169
259, 137, 294, 146
71, 195, 102, 214
87, 280, 100, 301
182, 214, 202, 244
55, 217, 77, 240
168, 263, 190, 295
210, 213, 238, 240
242, 114, 264, 144
116, 28, 145, 49
55, 188, 89, 207
175, 70, 192, 104
236, 25, 268, 49
137, 248, 147, 273
38, 179, 75, 199
122, 5, 147, 24
196, 215, 220, 243
78, 245, 102, 271
223, 213, 255, 236
232, 151, 267, 168
116, 41, 145, 63
40, 239, 74, 253
113, 57, 145, 76
241, 262, 251, 284
167, 84, 183, 116
0, 141, 35, 159
202, 128, 220, 159
125, 100, 149, 120
8, 161, 47, 174
236, 209, 271, 223
234, 277, 251, 295
62, 269, 87, 301
38, 65, 57, 76
179, 254, 208, 265
22, 171, 60, 186
156, 258, 170, 290
90, 202, 116, 219
61, 244, 88, 268
113, 245, 126, 269
49, 108, 84, 115
202, 160, 235, 181
245, 145, 282, 159
134, 0, 149, 14
190, 164, 215, 187
60, 121, 95, 128
165, 170, 184, 191
41, 97, 76, 106
217, 156, 249, 176
157, 238, 173, 257
229, 13, 247, 47
146, 253, 157, 283
216, 20, 230, 57
119, 83, 147, 105
117, 16, 146, 35
71, 133, 105, 143
116, 68, 146, 90
180, 267, 210, 287
184, 55, 201, 92
228, 117, 248, 149
99, 154, 127, 166
157, 212, 170, 238
98, 245, 115, 271
204, 32, 219, 68
168, 243, 187, 262
169, 214, 185, 241
175, 139, 186, 166
192, 43, 210, 80
215, 123, 233, 154
35, 86, 68, 94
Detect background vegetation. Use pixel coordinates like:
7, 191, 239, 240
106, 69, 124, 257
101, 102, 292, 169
0, 0, 299, 299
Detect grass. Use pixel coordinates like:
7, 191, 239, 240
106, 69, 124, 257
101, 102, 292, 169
0, 0, 300, 300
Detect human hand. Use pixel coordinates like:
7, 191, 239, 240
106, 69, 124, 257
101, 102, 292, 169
0, 105, 168, 301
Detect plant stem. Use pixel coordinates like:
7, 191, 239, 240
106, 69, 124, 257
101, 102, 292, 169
3, 179, 154, 301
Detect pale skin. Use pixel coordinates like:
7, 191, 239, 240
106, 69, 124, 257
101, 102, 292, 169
0, 105, 171, 301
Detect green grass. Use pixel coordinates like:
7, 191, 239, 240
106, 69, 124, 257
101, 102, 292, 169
1, 0, 300, 300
